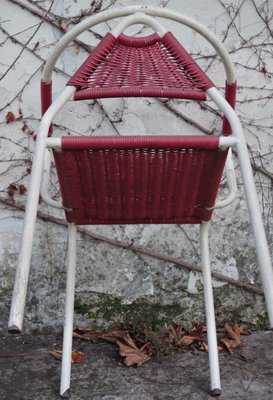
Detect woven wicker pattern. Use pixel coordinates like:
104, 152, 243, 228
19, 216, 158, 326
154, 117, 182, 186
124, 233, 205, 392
53, 136, 227, 225
67, 32, 214, 100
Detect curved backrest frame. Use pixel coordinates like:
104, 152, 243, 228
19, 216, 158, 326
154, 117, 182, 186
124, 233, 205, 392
41, 6, 237, 136
42, 6, 235, 84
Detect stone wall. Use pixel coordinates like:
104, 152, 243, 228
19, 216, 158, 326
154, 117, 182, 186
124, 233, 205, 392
0, 0, 273, 334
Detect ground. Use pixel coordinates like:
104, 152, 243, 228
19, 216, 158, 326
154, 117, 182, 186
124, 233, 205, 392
1, 331, 273, 399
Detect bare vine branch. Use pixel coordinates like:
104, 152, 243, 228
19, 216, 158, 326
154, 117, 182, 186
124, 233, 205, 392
0, 195, 264, 296
0, 0, 55, 82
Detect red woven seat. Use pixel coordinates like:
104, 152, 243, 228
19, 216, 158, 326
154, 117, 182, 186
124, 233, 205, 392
53, 135, 227, 225
66, 32, 214, 101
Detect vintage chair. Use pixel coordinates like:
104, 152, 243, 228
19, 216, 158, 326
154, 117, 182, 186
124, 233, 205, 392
8, 5, 273, 397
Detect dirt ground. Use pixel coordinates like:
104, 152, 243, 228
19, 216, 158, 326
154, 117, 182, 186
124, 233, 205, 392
0, 331, 273, 399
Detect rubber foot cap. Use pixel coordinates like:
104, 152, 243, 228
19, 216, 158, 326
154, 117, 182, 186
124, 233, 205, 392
61, 389, 70, 398
8, 325, 22, 334
211, 388, 221, 396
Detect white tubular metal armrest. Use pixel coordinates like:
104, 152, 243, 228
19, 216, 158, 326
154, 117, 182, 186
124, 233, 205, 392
42, 6, 235, 84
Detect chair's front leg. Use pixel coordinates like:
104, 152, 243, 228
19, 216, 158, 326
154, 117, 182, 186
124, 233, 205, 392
8, 136, 47, 333
61, 223, 77, 398
200, 222, 221, 396
8, 86, 75, 334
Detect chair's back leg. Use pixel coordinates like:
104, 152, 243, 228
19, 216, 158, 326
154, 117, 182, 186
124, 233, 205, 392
208, 87, 273, 328
236, 138, 273, 328
61, 223, 77, 397
200, 222, 221, 396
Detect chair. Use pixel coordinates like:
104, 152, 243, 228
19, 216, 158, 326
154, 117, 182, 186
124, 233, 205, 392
8, 6, 273, 397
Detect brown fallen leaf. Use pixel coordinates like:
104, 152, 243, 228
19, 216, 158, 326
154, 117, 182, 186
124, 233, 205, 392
73, 326, 102, 343
50, 349, 85, 363
238, 325, 252, 335
202, 343, 223, 353
157, 326, 174, 345
177, 335, 196, 347
202, 343, 209, 352
74, 46, 80, 54
117, 333, 151, 367
189, 320, 205, 339
50, 349, 62, 361
220, 337, 234, 353
224, 323, 241, 346
72, 350, 85, 364
232, 321, 241, 338
73, 326, 128, 343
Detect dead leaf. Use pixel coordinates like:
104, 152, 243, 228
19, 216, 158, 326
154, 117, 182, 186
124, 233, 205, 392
177, 335, 196, 347
7, 183, 17, 198
50, 349, 62, 361
74, 46, 80, 54
73, 326, 129, 344
224, 323, 241, 346
220, 337, 234, 353
50, 349, 85, 363
232, 321, 241, 338
117, 340, 151, 367
8, 189, 15, 197
8, 184, 17, 191
21, 123, 29, 132
116, 333, 151, 367
202, 343, 223, 353
73, 328, 101, 343
238, 325, 252, 335
19, 184, 27, 195
72, 351, 85, 364
6, 111, 16, 123
202, 343, 209, 352
189, 320, 205, 339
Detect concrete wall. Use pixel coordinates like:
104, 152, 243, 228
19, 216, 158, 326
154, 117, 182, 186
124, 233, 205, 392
0, 0, 273, 334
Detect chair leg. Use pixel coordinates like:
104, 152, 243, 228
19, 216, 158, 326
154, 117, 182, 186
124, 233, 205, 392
60, 223, 77, 398
200, 222, 221, 396
8, 87, 74, 334
236, 141, 273, 328
208, 86, 273, 328
8, 139, 47, 333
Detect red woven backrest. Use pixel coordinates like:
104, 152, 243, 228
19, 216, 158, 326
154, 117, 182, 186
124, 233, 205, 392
53, 136, 227, 225
67, 32, 214, 101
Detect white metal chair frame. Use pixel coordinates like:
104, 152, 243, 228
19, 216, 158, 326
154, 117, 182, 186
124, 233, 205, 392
8, 6, 273, 397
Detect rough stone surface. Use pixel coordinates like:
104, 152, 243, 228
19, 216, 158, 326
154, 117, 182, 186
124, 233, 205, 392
0, 331, 273, 399
1, 0, 273, 334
